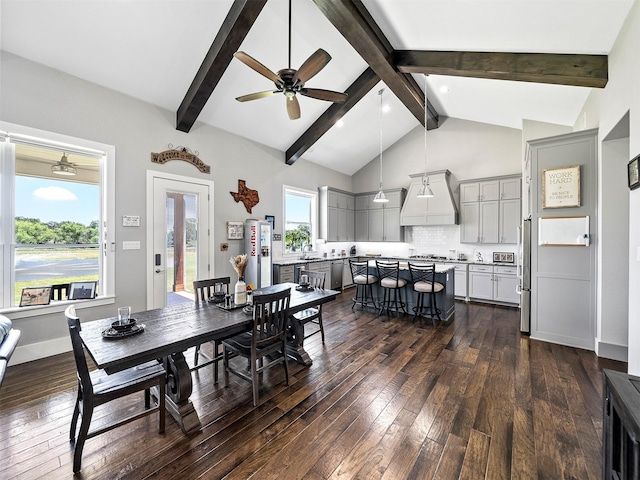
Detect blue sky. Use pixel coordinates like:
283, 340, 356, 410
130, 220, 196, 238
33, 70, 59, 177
15, 176, 99, 225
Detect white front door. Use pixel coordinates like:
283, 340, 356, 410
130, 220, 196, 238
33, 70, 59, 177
147, 171, 213, 309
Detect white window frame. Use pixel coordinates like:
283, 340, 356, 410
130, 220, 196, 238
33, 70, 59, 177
282, 185, 317, 258
0, 122, 115, 318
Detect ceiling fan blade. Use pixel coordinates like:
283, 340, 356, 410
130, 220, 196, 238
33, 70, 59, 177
234, 51, 282, 85
292, 49, 331, 85
235, 90, 278, 102
299, 88, 348, 103
286, 96, 301, 120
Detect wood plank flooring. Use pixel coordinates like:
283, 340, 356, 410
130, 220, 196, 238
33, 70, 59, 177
0, 292, 626, 479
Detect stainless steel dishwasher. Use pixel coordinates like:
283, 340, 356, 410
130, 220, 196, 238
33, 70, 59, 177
331, 260, 343, 290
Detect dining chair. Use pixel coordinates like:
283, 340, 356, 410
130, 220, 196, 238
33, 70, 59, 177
291, 269, 326, 344
51, 283, 70, 301
375, 260, 408, 318
192, 276, 230, 383
222, 287, 291, 406
408, 262, 444, 325
349, 259, 378, 310
65, 305, 166, 473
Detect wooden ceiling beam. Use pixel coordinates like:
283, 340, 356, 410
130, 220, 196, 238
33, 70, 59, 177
176, 0, 267, 133
312, 0, 438, 129
394, 50, 608, 88
286, 67, 379, 165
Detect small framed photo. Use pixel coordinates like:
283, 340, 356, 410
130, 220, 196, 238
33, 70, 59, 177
227, 221, 244, 240
542, 165, 580, 208
265, 215, 275, 230
20, 287, 52, 307
629, 155, 639, 190
69, 282, 97, 300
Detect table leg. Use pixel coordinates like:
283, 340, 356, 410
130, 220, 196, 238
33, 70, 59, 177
286, 317, 313, 366
158, 352, 201, 434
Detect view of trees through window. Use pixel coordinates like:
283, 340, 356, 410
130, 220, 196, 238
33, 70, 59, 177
11, 143, 101, 305
284, 189, 315, 253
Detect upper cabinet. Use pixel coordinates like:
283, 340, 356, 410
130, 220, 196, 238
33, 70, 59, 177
319, 187, 355, 242
355, 188, 406, 242
460, 175, 521, 244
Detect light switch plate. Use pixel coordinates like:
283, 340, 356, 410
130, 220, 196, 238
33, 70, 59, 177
122, 241, 140, 250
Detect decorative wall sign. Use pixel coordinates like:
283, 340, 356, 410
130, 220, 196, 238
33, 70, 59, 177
230, 179, 259, 213
628, 155, 639, 190
151, 145, 210, 173
227, 221, 244, 240
542, 165, 580, 208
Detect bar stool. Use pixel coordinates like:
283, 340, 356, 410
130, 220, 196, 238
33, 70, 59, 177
349, 259, 378, 310
375, 260, 408, 318
408, 262, 444, 325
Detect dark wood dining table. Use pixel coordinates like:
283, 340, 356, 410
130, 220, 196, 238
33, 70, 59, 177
79, 283, 338, 434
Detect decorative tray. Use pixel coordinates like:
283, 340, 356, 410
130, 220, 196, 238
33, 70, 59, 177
216, 302, 247, 311
102, 323, 145, 339
296, 285, 314, 292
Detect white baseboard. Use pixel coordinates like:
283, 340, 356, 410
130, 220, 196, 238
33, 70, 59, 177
9, 337, 71, 366
596, 340, 628, 362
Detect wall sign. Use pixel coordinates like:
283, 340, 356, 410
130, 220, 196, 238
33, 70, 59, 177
542, 165, 580, 208
230, 179, 259, 213
151, 145, 210, 174
227, 221, 244, 240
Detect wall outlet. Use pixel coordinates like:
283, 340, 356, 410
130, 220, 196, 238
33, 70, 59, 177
221, 243, 229, 251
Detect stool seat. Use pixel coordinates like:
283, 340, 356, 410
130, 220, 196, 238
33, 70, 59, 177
354, 274, 378, 285
375, 260, 408, 319
413, 281, 444, 293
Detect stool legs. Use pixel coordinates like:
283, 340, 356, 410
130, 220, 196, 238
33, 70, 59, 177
378, 287, 407, 319
412, 291, 441, 326
352, 283, 378, 310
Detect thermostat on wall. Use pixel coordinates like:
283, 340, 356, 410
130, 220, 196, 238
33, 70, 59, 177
122, 215, 140, 227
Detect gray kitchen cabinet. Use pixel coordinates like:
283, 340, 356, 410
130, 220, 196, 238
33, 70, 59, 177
273, 264, 294, 284
460, 175, 520, 244
468, 264, 494, 300
493, 266, 519, 303
319, 186, 355, 242
308, 260, 332, 287
355, 188, 406, 242
444, 263, 468, 299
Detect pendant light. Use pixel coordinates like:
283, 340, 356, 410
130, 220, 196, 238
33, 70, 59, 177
373, 88, 389, 203
416, 74, 434, 198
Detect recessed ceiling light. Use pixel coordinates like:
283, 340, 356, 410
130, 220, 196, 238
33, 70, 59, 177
382, 104, 391, 113
440, 85, 449, 93
336, 119, 344, 127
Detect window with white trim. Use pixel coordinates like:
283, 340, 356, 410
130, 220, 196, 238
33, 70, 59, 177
283, 186, 317, 254
0, 124, 115, 310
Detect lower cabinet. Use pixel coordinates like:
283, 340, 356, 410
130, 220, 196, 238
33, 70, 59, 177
273, 265, 294, 284
468, 264, 518, 304
343, 260, 354, 288
443, 263, 468, 299
308, 260, 332, 287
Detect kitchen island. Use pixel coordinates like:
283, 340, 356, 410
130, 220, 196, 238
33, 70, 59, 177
366, 260, 455, 322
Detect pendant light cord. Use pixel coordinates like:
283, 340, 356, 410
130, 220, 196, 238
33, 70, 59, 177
379, 88, 384, 190
423, 74, 428, 182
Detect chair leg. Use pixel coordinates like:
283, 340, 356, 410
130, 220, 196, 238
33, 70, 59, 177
158, 377, 166, 433
69, 386, 81, 442
282, 339, 290, 385
213, 340, 220, 384
318, 317, 325, 344
251, 353, 260, 407
194, 345, 200, 366
73, 398, 94, 473
223, 346, 230, 387
412, 292, 422, 322
145, 388, 151, 409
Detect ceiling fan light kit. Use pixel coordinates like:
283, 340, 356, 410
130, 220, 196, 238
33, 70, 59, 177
233, 0, 347, 120
416, 74, 434, 198
51, 153, 77, 176
373, 88, 389, 203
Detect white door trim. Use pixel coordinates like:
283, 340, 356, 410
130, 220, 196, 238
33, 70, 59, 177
146, 170, 215, 309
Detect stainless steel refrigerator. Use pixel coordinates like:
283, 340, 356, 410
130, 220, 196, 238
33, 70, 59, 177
244, 219, 272, 289
518, 217, 531, 334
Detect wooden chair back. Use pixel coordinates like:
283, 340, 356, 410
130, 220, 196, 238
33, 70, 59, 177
252, 288, 291, 348
298, 270, 325, 289
65, 306, 93, 396
375, 260, 402, 284
193, 277, 230, 304
51, 283, 70, 301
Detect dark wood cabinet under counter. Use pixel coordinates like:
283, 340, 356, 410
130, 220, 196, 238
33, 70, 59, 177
603, 369, 640, 479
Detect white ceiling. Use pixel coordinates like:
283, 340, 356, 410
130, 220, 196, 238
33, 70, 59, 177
1, 0, 635, 175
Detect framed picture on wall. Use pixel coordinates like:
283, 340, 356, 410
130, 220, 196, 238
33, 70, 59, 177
265, 215, 275, 230
542, 165, 581, 208
227, 221, 244, 240
628, 155, 639, 190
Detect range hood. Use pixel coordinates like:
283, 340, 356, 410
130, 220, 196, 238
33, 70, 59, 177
400, 170, 459, 226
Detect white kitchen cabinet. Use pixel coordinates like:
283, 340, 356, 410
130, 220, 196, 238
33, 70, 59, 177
368, 208, 384, 241
460, 200, 498, 243
493, 266, 519, 304
479, 201, 499, 243
383, 207, 402, 242
453, 264, 468, 298
355, 194, 370, 211
460, 183, 480, 203
499, 177, 521, 200
460, 203, 480, 243
468, 264, 494, 300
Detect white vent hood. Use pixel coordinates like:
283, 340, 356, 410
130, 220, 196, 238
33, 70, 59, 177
400, 170, 459, 226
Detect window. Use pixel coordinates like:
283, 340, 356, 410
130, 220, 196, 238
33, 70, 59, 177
0, 123, 115, 310
283, 186, 317, 254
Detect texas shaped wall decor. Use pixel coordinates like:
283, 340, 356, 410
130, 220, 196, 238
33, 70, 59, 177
230, 179, 259, 213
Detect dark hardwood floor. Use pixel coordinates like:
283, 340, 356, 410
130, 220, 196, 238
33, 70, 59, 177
0, 292, 626, 479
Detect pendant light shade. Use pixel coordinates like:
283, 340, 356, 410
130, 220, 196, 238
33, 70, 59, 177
373, 88, 389, 203
416, 75, 434, 198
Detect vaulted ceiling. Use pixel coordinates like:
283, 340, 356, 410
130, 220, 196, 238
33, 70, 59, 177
1, 0, 635, 175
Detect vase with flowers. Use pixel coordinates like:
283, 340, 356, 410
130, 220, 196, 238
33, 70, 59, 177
230, 254, 248, 305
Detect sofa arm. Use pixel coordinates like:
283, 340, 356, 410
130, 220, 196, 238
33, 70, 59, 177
0, 329, 21, 360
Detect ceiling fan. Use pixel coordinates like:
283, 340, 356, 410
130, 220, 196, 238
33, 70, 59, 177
233, 0, 348, 120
